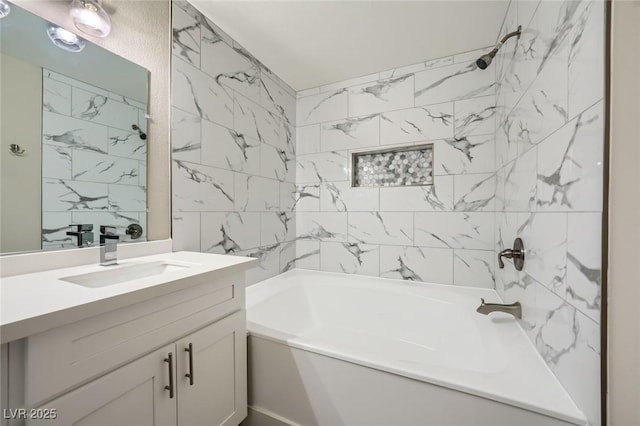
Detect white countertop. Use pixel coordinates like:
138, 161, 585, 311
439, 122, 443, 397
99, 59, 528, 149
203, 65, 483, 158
0, 251, 256, 344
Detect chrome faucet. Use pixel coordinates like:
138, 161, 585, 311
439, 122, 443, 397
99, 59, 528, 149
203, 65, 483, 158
100, 225, 119, 266
67, 224, 94, 247
476, 298, 522, 319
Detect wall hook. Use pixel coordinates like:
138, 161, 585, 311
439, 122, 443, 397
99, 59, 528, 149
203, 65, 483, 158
9, 144, 25, 156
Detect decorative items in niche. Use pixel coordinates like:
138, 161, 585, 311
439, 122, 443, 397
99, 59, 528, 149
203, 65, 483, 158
352, 144, 434, 188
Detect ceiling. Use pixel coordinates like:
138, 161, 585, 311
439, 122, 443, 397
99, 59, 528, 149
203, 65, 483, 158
192, 1, 509, 91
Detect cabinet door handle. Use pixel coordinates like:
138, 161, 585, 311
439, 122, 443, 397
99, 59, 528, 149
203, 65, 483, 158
185, 343, 194, 386
164, 352, 174, 398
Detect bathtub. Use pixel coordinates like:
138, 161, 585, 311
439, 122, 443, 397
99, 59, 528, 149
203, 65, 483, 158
245, 269, 587, 426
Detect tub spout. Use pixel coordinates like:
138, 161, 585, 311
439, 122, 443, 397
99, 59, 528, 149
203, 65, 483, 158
476, 298, 522, 319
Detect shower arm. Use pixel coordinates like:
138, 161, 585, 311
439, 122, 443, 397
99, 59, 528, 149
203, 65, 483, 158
485, 26, 522, 60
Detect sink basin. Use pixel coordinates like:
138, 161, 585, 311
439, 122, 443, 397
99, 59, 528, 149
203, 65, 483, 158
60, 261, 195, 288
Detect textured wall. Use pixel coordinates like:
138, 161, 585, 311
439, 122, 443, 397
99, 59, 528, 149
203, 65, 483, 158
12, 0, 172, 241
170, 1, 297, 284
293, 48, 498, 287
493, 1, 604, 424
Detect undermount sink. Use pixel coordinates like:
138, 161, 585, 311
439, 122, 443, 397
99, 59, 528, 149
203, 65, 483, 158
60, 261, 195, 288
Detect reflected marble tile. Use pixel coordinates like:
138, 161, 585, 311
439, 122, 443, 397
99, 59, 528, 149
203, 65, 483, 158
320, 182, 379, 212
109, 184, 146, 212
348, 212, 413, 246
348, 75, 414, 117
171, 107, 201, 163
42, 111, 108, 154
43, 76, 71, 115
321, 242, 379, 277
380, 104, 454, 145
453, 249, 494, 288
71, 87, 139, 131
434, 135, 494, 175
415, 212, 493, 250
296, 212, 347, 242
379, 176, 453, 211
201, 212, 260, 253
42, 144, 72, 179
172, 160, 234, 211
109, 128, 146, 161
379, 246, 453, 284
296, 89, 348, 126
320, 114, 380, 152
453, 173, 495, 212
234, 174, 279, 212
172, 212, 201, 252
454, 95, 496, 138
201, 119, 260, 175
42, 212, 74, 250
72, 151, 139, 185
296, 151, 348, 183
43, 179, 108, 212
415, 61, 496, 106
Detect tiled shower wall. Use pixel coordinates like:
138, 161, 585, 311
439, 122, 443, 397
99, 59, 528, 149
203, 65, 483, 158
42, 69, 147, 250
293, 49, 498, 286
494, 1, 604, 424
170, 1, 297, 284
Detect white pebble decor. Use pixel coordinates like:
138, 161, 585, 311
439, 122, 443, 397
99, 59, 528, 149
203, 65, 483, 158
352, 144, 434, 187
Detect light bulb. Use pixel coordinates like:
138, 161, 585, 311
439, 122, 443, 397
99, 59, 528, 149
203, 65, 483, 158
70, 0, 111, 38
47, 26, 86, 53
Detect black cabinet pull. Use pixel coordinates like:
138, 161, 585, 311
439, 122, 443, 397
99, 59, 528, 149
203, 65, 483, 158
185, 343, 194, 386
164, 352, 174, 398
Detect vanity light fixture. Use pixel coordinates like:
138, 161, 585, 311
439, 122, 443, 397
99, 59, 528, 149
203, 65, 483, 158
0, 0, 10, 19
47, 26, 86, 53
69, 0, 111, 38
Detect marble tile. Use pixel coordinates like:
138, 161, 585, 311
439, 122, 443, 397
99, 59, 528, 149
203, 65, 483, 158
289, 240, 321, 271
348, 212, 413, 246
454, 95, 496, 138
172, 57, 234, 129
379, 56, 454, 80
109, 184, 146, 212
537, 101, 604, 212
109, 128, 147, 161
453, 249, 495, 288
504, 146, 537, 212
348, 75, 414, 117
379, 103, 454, 145
293, 184, 321, 212
42, 144, 72, 179
234, 94, 282, 150
495, 114, 519, 169
296, 124, 321, 155
433, 135, 495, 175
320, 181, 379, 212
296, 89, 348, 126
415, 212, 493, 250
415, 61, 496, 106
453, 47, 494, 64
172, 2, 201, 67
42, 111, 109, 154
279, 181, 297, 212
71, 151, 139, 186
260, 212, 290, 246
296, 212, 347, 242
320, 242, 380, 277
379, 246, 453, 285
43, 77, 71, 115
172, 160, 234, 211
71, 87, 139, 131
519, 212, 568, 294
318, 73, 379, 94
568, 0, 605, 120
42, 179, 108, 212
261, 143, 292, 182
42, 212, 74, 250
320, 114, 380, 152
172, 212, 201, 252
453, 173, 496, 212
296, 151, 348, 183
234, 174, 279, 212
201, 119, 260, 175
517, 0, 540, 28
566, 213, 601, 323
261, 72, 296, 125
171, 107, 201, 163
201, 38, 261, 102
379, 176, 453, 211
201, 212, 260, 253
240, 243, 282, 285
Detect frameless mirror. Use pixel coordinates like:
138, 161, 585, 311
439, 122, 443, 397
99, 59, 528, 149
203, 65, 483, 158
0, 3, 149, 254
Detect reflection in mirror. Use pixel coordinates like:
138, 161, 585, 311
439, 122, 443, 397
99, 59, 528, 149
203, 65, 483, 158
0, 3, 149, 254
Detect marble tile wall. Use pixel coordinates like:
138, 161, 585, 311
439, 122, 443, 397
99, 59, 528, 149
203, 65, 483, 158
494, 1, 604, 424
295, 46, 498, 287
41, 69, 147, 250
171, 0, 297, 284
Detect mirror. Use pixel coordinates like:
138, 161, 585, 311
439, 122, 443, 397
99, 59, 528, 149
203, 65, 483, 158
0, 3, 149, 254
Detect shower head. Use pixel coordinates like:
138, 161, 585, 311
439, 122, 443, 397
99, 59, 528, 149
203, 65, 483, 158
132, 124, 147, 140
475, 25, 522, 70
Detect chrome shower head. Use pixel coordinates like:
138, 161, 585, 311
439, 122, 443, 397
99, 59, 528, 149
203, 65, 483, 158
475, 25, 522, 70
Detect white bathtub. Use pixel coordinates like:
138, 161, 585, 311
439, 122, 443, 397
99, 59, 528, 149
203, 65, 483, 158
245, 270, 586, 426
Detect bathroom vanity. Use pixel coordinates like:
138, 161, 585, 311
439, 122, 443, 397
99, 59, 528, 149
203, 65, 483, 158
0, 251, 256, 426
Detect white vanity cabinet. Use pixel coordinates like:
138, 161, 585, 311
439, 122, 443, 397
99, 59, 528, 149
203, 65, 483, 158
28, 312, 246, 426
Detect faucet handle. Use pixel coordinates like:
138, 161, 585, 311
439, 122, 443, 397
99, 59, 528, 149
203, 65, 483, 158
498, 238, 525, 271
100, 225, 118, 236
68, 224, 93, 233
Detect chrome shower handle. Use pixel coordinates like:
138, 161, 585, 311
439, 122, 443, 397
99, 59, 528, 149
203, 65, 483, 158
498, 238, 525, 271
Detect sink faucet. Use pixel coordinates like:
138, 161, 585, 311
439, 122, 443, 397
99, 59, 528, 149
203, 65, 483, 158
67, 224, 94, 247
476, 298, 522, 319
100, 225, 119, 266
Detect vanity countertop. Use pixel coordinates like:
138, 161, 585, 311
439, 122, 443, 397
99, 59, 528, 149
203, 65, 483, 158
0, 251, 257, 344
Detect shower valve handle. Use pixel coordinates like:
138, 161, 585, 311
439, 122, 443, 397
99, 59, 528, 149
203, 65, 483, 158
498, 238, 525, 271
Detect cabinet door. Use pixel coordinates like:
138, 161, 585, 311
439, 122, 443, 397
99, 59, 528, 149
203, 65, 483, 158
176, 311, 247, 426
28, 344, 177, 426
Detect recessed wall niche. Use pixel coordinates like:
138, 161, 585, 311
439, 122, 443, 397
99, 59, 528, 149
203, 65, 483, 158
351, 144, 434, 188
